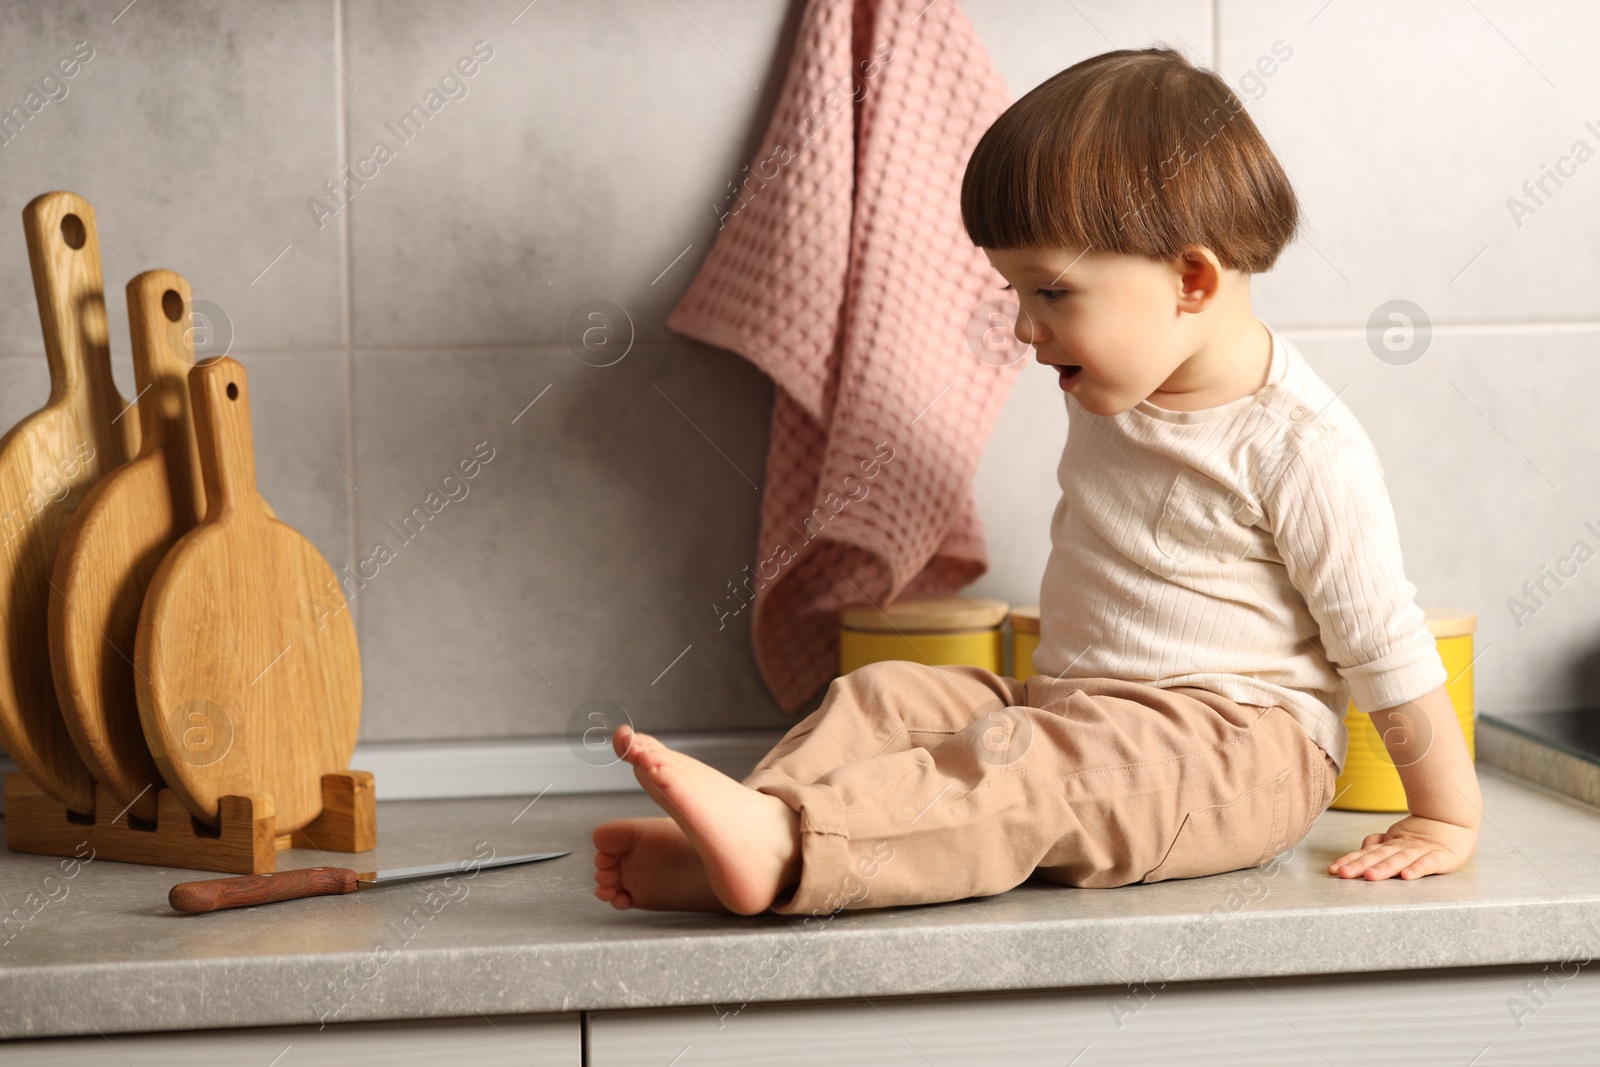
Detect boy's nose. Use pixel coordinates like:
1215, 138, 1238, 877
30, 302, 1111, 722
1013, 309, 1048, 349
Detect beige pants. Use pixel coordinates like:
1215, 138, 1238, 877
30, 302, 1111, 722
741, 661, 1338, 916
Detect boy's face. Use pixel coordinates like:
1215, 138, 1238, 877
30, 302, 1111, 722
982, 245, 1198, 416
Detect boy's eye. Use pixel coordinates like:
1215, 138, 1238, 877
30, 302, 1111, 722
998, 283, 1069, 302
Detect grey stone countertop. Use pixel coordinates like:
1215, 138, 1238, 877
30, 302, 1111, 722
3, 764, 1600, 1040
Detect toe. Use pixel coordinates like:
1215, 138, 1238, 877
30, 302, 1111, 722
593, 820, 639, 856
620, 729, 666, 766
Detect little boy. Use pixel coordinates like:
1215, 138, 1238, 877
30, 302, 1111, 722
593, 46, 1481, 917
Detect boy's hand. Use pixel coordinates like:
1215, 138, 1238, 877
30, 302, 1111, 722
1328, 814, 1477, 880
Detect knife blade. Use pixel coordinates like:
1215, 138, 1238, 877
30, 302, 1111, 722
169, 851, 570, 913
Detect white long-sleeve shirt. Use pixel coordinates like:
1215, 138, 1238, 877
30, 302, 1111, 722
1031, 323, 1447, 774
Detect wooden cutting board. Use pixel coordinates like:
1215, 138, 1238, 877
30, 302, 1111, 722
0, 191, 140, 814
134, 356, 360, 832
48, 270, 207, 824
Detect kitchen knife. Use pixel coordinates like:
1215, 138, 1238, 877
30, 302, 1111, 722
168, 851, 570, 913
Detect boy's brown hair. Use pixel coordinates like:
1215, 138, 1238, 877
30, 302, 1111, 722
961, 46, 1298, 273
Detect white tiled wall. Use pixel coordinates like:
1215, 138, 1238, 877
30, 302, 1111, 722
0, 0, 1591, 754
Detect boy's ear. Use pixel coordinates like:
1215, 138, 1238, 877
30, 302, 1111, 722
1174, 245, 1224, 313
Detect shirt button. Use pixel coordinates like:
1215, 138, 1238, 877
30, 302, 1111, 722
1290, 405, 1307, 421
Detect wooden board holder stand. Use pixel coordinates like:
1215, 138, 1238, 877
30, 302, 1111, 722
4, 769, 375, 875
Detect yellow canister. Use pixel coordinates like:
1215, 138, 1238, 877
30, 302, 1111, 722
1009, 604, 1040, 679
838, 597, 1009, 676
1331, 607, 1477, 812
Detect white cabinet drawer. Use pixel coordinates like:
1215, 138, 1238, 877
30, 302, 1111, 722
589, 965, 1600, 1066
0, 1012, 581, 1066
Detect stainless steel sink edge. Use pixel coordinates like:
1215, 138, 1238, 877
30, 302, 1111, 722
1478, 715, 1600, 810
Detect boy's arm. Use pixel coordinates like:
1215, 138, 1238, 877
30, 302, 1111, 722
1328, 682, 1482, 880
1261, 419, 1480, 879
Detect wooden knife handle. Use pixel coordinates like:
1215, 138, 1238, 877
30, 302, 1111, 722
169, 867, 360, 913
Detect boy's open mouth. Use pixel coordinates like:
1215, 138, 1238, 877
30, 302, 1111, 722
1058, 365, 1083, 388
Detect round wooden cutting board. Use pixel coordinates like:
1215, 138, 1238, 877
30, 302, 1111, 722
48, 271, 207, 824
133, 356, 360, 832
0, 191, 140, 814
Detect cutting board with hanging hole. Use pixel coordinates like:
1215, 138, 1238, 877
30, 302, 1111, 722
0, 191, 140, 814
48, 270, 209, 824
133, 355, 360, 832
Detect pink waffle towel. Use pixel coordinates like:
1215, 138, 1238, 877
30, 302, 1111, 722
667, 0, 1018, 712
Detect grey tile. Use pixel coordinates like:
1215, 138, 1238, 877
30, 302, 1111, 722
965, 358, 1066, 611
0, 0, 1585, 761
964, 0, 1214, 98
234, 349, 353, 578
1220, 0, 1600, 326
0, 0, 344, 359
344, 0, 796, 347
351, 341, 784, 741
1287, 327, 1600, 716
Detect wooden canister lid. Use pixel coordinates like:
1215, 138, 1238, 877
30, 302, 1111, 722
1009, 604, 1040, 635
838, 596, 1010, 633
1423, 606, 1475, 639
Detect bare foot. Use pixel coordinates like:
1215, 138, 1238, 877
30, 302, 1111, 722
607, 723, 802, 915
592, 817, 730, 912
